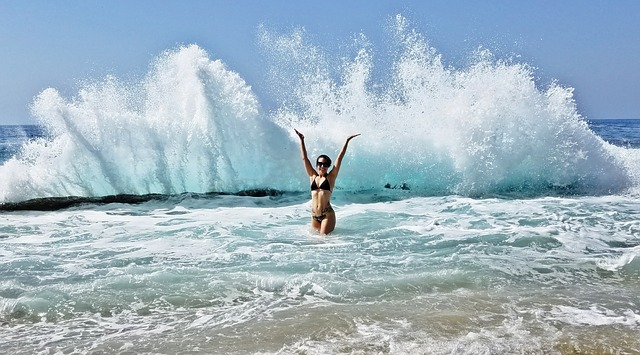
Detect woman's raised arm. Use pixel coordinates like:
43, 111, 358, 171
294, 129, 317, 177
330, 133, 360, 177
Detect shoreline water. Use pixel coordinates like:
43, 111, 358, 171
1, 193, 639, 354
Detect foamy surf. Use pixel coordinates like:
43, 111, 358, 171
1, 195, 639, 354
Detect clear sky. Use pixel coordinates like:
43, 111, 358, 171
1, 0, 639, 125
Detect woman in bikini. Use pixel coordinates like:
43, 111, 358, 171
294, 129, 360, 235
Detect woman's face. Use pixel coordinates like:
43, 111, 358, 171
316, 158, 330, 174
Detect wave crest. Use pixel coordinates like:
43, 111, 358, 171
0, 17, 636, 204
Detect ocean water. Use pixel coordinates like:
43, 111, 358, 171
1, 17, 640, 354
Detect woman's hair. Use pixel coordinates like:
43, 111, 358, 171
316, 154, 332, 166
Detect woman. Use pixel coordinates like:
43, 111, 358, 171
294, 129, 360, 234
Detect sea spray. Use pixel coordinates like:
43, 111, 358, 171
264, 15, 632, 196
0, 45, 296, 203
0, 17, 635, 204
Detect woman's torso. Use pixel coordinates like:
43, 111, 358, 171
310, 175, 333, 215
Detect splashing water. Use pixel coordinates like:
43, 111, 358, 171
264, 15, 633, 196
0, 45, 295, 203
0, 16, 636, 204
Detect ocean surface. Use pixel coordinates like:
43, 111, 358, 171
2, 19, 640, 354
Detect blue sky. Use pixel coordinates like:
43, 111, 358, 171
1, 0, 639, 124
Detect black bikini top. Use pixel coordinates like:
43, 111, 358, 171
311, 176, 331, 191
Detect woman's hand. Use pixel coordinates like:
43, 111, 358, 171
346, 133, 361, 142
294, 129, 305, 140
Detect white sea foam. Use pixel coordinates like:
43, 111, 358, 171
1, 195, 640, 353
597, 245, 640, 272
550, 305, 640, 327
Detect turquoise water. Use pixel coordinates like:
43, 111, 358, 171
2, 193, 639, 354
1, 17, 640, 354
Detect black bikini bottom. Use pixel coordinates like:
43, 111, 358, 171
312, 204, 334, 223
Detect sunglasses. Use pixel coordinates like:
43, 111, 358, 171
316, 161, 331, 167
